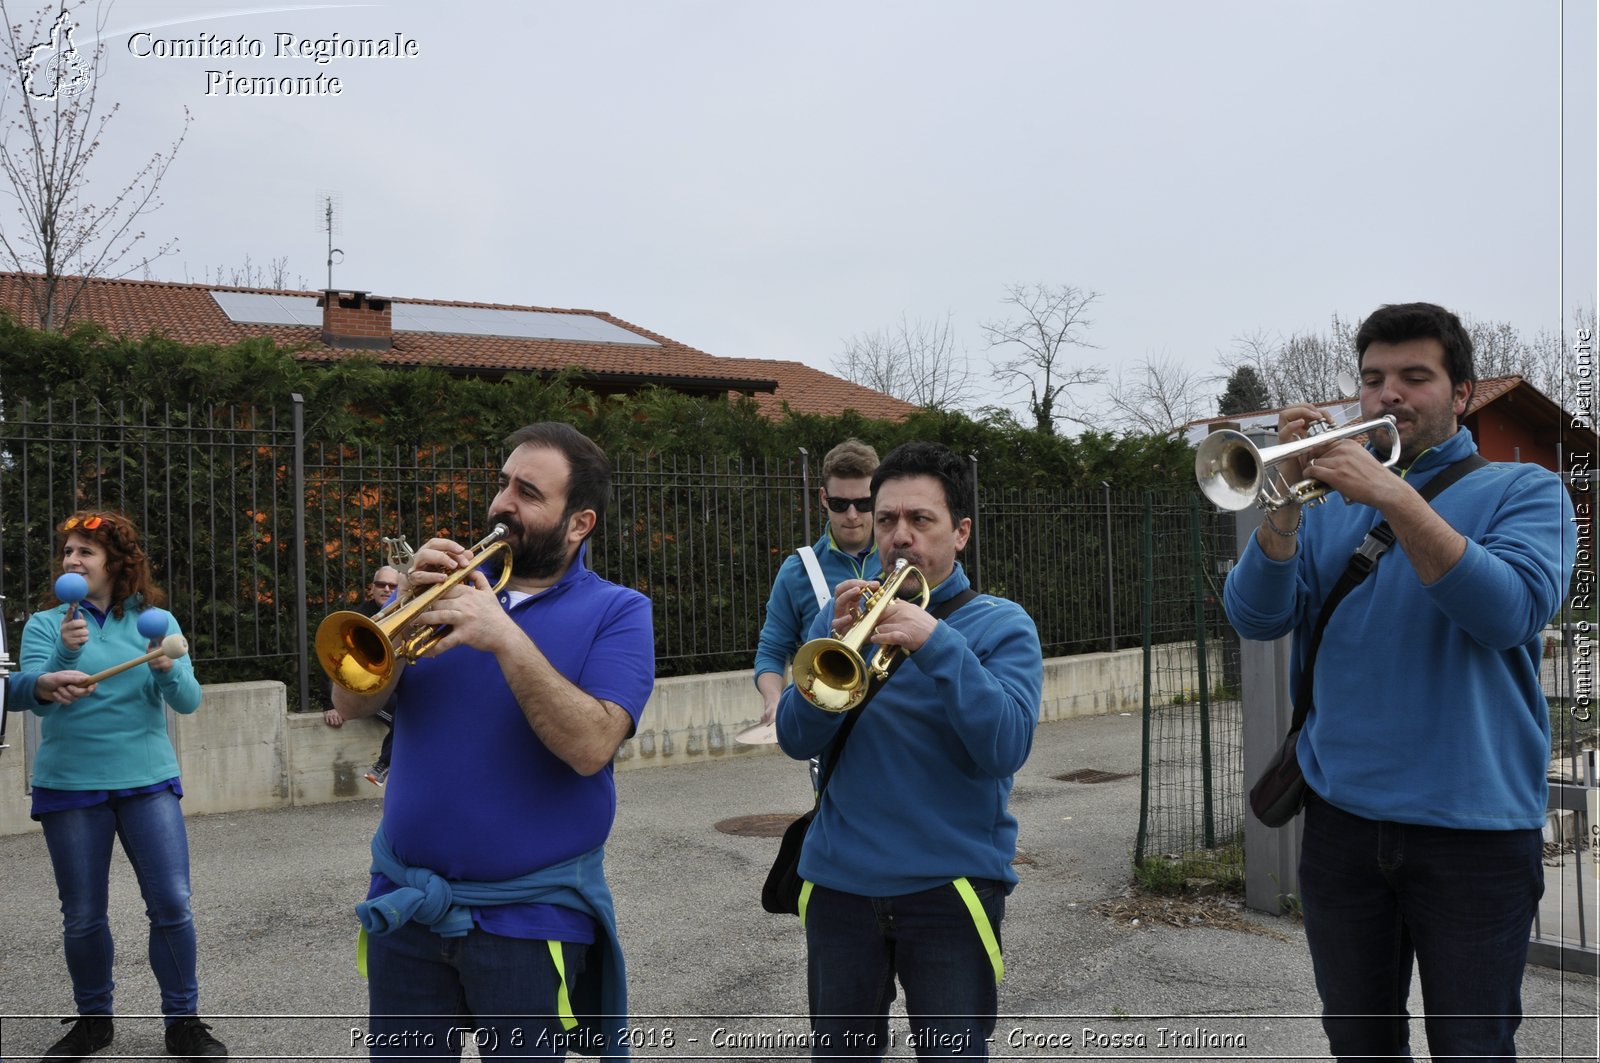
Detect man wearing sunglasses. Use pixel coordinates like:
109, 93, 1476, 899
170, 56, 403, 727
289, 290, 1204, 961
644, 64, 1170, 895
754, 439, 880, 726
362, 566, 405, 616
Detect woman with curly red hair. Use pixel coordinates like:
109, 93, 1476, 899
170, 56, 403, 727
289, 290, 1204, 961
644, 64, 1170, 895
17, 510, 228, 1061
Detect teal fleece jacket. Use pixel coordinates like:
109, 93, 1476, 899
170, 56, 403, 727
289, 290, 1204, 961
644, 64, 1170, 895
19, 598, 201, 790
1224, 428, 1575, 829
753, 530, 878, 684
775, 563, 1043, 895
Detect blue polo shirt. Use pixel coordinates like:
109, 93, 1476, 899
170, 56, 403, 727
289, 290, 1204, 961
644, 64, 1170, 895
368, 544, 654, 941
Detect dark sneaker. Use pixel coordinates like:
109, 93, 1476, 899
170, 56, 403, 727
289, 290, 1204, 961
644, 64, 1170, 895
42, 1014, 113, 1059
164, 1016, 227, 1060
364, 762, 388, 787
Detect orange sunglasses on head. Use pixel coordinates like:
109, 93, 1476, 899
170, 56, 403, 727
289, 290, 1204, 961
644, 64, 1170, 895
64, 514, 121, 531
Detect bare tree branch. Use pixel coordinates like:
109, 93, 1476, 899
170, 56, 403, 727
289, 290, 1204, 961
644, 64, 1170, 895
981, 282, 1105, 434
189, 254, 309, 291
833, 312, 972, 409
0, 0, 190, 330
1103, 350, 1213, 435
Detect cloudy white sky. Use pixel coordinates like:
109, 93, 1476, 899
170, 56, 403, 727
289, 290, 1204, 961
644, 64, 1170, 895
12, 0, 1599, 419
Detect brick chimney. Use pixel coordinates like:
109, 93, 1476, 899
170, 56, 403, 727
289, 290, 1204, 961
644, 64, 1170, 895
318, 290, 392, 351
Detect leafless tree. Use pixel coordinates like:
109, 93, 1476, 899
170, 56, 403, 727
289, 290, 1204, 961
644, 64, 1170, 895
833, 312, 972, 408
1220, 315, 1358, 409
1103, 350, 1214, 435
192, 255, 310, 291
0, 0, 191, 330
981, 283, 1106, 434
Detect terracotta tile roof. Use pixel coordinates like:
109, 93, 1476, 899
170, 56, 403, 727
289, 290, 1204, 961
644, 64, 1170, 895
716, 357, 921, 422
0, 273, 909, 419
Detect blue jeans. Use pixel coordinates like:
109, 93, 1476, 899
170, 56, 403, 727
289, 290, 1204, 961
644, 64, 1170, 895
1299, 792, 1544, 1062
39, 789, 199, 1018
804, 881, 1003, 1060
366, 920, 589, 1059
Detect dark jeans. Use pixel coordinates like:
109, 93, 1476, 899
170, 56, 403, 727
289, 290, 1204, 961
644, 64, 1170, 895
804, 880, 1003, 1060
39, 788, 199, 1018
1299, 792, 1544, 1062
366, 920, 589, 1059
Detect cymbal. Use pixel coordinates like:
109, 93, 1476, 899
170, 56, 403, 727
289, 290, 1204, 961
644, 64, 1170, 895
734, 721, 778, 746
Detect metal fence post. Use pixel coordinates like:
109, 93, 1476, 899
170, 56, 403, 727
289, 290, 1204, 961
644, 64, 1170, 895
1134, 491, 1154, 865
292, 394, 310, 716
1235, 426, 1301, 913
1191, 495, 1216, 849
968, 454, 980, 593
798, 447, 810, 542
1103, 480, 1115, 652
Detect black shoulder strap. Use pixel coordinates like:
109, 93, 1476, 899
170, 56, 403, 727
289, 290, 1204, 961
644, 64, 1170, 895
1289, 452, 1488, 730
814, 585, 980, 797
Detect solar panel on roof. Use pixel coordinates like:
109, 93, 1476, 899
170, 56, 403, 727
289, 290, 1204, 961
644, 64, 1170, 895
210, 291, 321, 327
210, 290, 660, 347
391, 303, 658, 345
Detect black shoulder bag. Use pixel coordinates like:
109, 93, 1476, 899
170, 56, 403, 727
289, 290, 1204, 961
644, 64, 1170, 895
762, 586, 979, 913
1249, 454, 1486, 827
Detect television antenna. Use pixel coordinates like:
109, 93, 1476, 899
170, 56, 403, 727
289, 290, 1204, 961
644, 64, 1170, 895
317, 191, 344, 290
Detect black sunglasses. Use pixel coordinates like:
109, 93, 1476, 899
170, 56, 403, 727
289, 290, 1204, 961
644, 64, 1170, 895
824, 495, 873, 514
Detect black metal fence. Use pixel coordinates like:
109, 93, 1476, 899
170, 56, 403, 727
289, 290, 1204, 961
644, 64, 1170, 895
1133, 495, 1245, 878
0, 398, 1200, 712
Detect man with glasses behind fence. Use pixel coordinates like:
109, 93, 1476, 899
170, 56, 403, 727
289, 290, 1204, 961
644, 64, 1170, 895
754, 439, 880, 728
363, 567, 404, 616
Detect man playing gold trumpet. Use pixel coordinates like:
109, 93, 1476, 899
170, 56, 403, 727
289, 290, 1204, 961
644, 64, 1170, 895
1224, 303, 1575, 1062
328, 422, 654, 1060
776, 441, 1043, 1060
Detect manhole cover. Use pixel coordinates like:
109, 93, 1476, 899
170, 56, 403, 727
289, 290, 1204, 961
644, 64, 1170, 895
716, 812, 804, 838
1053, 768, 1135, 784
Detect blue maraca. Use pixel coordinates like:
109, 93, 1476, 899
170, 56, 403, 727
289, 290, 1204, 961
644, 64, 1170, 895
54, 572, 88, 619
137, 608, 171, 641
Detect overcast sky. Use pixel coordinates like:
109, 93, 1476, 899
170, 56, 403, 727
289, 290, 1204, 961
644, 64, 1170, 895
14, 0, 1599, 420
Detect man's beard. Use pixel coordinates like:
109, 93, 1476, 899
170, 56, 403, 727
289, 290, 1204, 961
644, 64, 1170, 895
494, 513, 572, 580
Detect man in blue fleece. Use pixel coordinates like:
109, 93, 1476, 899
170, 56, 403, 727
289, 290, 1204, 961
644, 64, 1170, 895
755, 439, 880, 725
330, 422, 654, 1061
1223, 302, 1575, 1062
777, 441, 1043, 1059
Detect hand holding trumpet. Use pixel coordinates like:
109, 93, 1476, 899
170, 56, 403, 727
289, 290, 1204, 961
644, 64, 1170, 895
403, 533, 517, 656
832, 576, 938, 655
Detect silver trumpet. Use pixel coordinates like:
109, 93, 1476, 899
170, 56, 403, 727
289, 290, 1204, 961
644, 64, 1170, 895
1195, 414, 1400, 511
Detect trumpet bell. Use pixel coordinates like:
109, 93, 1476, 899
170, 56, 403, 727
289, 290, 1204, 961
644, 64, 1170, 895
1194, 429, 1266, 511
315, 609, 395, 695
793, 637, 870, 713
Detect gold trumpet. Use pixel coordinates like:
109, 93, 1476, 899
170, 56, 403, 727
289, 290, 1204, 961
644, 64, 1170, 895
792, 558, 931, 713
316, 524, 513, 694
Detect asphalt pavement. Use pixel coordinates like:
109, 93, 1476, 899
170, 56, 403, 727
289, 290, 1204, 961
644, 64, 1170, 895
2, 712, 1596, 1061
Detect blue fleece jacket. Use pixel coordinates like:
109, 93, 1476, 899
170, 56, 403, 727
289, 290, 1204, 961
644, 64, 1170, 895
1224, 428, 1574, 829
775, 562, 1043, 895
19, 599, 201, 790
753, 530, 878, 685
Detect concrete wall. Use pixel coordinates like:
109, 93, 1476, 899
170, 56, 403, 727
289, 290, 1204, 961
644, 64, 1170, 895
1, 642, 1209, 835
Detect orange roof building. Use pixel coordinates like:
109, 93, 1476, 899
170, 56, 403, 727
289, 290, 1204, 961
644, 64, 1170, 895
0, 273, 918, 421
